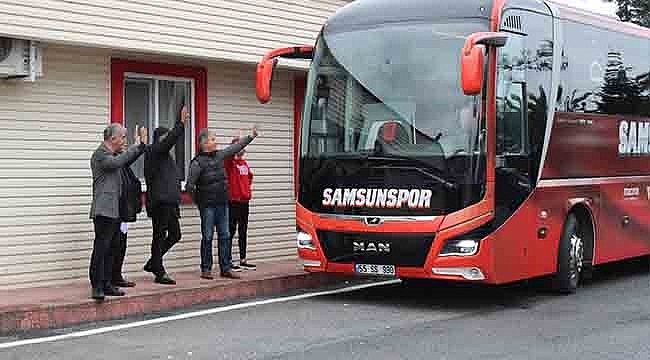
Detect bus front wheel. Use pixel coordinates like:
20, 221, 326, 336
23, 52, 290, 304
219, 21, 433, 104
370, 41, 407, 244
552, 213, 584, 294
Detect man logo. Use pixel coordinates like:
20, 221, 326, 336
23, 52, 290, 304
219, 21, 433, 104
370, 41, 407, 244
364, 217, 383, 226
353, 241, 391, 253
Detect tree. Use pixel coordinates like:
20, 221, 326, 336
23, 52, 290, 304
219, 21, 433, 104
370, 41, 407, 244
605, 0, 650, 28
596, 51, 642, 115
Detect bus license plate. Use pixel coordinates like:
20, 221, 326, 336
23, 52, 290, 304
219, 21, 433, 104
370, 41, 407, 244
355, 264, 396, 276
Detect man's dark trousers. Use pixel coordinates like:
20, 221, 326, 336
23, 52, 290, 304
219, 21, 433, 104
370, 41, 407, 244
90, 216, 121, 290
112, 230, 128, 283
149, 205, 181, 276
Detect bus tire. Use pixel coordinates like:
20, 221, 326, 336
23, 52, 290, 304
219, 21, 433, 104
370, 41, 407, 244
552, 213, 584, 294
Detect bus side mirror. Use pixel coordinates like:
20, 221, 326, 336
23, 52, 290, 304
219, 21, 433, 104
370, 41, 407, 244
461, 45, 485, 95
460, 32, 508, 96
256, 58, 277, 104
256, 46, 314, 104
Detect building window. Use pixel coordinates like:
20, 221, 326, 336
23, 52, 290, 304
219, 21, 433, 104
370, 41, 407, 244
111, 59, 207, 197
124, 75, 193, 181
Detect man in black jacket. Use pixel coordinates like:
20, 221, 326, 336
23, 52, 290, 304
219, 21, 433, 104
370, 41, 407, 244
143, 105, 189, 285
186, 127, 258, 279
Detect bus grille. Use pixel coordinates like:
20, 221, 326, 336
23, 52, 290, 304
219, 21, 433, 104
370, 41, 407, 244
317, 230, 435, 267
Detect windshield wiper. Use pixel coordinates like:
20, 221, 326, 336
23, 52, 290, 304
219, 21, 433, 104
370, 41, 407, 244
316, 150, 374, 159
313, 151, 457, 190
366, 154, 457, 190
374, 163, 456, 190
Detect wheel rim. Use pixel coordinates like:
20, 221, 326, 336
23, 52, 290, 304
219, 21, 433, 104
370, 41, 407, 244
569, 233, 584, 283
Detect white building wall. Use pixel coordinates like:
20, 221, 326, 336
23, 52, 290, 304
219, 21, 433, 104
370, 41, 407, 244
0, 44, 297, 290
0, 0, 351, 290
0, 0, 350, 64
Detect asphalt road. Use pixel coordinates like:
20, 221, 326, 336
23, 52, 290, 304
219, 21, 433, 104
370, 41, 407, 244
2, 259, 649, 360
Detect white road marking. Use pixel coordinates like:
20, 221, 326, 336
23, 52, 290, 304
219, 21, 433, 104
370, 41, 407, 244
0, 279, 400, 350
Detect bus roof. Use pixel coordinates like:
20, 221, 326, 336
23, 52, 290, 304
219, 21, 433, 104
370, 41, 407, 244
326, 0, 650, 40
545, 0, 650, 39
325, 0, 493, 34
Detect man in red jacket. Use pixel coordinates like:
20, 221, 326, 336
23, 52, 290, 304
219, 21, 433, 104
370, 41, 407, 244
226, 137, 256, 270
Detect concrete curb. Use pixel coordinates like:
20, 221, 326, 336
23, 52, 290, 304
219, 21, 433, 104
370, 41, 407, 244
0, 272, 341, 334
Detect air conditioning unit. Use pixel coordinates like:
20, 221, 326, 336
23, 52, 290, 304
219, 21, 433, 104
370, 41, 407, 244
0, 37, 42, 81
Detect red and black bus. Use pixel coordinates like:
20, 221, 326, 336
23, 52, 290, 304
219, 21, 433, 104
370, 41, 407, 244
256, 0, 650, 293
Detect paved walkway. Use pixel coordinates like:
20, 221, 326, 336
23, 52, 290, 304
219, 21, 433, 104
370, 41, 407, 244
0, 261, 342, 334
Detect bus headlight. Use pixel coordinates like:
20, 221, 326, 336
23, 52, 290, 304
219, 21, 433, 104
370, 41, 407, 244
297, 231, 316, 250
439, 239, 479, 256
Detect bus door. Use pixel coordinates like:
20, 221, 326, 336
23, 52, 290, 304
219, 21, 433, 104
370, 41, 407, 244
495, 8, 553, 271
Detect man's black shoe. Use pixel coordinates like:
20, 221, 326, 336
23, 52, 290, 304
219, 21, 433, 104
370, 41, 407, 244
230, 264, 242, 272
113, 278, 136, 288
220, 271, 241, 279
240, 261, 257, 270
91, 288, 105, 301
144, 260, 154, 274
154, 273, 176, 285
103, 286, 125, 296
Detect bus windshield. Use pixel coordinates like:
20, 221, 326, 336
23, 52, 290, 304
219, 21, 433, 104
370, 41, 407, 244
301, 21, 488, 160
297, 21, 489, 216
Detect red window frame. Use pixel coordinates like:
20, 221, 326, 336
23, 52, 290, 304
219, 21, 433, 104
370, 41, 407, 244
110, 58, 207, 204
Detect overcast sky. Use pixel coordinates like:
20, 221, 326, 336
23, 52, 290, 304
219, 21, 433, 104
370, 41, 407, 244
551, 0, 617, 16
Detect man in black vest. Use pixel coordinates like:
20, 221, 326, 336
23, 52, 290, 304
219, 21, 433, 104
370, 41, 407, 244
143, 105, 189, 285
